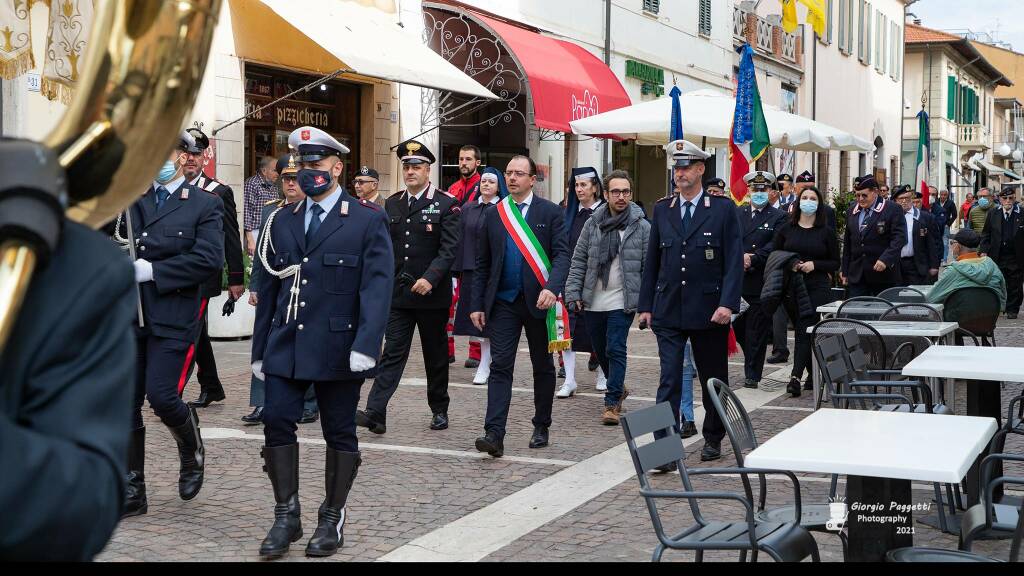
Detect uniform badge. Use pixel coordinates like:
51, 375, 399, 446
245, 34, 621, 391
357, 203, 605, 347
676, 142, 685, 151
705, 248, 715, 261
920, 227, 927, 237
180, 188, 189, 200
407, 141, 422, 154
877, 223, 886, 235
704, 196, 710, 208
340, 201, 349, 216
426, 223, 433, 232
301, 129, 311, 141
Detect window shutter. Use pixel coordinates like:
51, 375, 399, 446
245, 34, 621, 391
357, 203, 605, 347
643, 0, 659, 14
947, 76, 956, 120
699, 0, 712, 36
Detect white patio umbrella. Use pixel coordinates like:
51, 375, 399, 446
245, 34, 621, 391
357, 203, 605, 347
569, 89, 873, 153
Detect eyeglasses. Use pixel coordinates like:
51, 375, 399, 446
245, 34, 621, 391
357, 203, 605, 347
607, 189, 632, 197
854, 193, 870, 199
504, 170, 532, 178
352, 179, 377, 185
282, 175, 297, 181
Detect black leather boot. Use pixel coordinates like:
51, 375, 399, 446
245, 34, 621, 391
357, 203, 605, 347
259, 444, 303, 559
168, 406, 205, 500
305, 449, 361, 557
122, 427, 148, 518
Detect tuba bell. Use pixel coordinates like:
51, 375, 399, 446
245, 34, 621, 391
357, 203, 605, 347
0, 0, 222, 352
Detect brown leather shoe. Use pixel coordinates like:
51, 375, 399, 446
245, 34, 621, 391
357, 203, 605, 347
601, 406, 620, 426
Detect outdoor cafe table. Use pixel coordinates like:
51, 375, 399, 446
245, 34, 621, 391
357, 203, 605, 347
816, 300, 943, 318
902, 346, 1022, 505
808, 321, 959, 408
906, 285, 934, 298
745, 409, 997, 562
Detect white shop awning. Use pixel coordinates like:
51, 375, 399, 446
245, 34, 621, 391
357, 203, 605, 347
228, 0, 497, 99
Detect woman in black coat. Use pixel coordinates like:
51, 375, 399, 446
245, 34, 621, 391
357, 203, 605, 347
769, 186, 841, 397
452, 167, 507, 384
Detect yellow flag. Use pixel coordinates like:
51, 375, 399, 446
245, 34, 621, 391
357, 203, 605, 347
799, 0, 827, 37
781, 0, 798, 33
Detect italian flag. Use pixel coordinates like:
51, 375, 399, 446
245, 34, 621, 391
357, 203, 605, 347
496, 197, 572, 352
730, 44, 771, 203
915, 110, 931, 209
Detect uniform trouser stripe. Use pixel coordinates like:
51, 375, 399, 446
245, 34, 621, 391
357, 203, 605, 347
177, 298, 209, 396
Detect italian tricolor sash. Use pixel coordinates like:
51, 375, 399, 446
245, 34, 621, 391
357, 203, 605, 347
496, 196, 572, 352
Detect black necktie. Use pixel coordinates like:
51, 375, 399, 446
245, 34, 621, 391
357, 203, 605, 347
681, 201, 693, 236
409, 194, 417, 209
306, 204, 324, 246
155, 186, 170, 211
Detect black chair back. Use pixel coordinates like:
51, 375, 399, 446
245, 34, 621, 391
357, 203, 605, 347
879, 286, 927, 303
621, 403, 702, 521
944, 287, 1000, 345
812, 318, 889, 373
836, 296, 895, 320
879, 303, 944, 322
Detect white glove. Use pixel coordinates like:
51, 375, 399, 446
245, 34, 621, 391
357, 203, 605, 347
350, 351, 376, 372
251, 361, 264, 381
133, 259, 154, 283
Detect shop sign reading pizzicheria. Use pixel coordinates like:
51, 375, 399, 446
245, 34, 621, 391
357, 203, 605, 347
276, 104, 332, 130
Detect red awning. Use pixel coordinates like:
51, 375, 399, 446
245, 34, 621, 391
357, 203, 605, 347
475, 14, 631, 133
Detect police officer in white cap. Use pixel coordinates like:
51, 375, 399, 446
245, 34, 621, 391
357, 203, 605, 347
251, 126, 393, 558
638, 139, 743, 465
735, 171, 786, 390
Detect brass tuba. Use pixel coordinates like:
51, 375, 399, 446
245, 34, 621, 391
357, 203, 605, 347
0, 0, 222, 350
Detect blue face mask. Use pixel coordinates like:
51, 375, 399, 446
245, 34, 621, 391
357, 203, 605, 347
799, 200, 819, 214
750, 191, 769, 206
978, 197, 991, 209
297, 168, 334, 197
155, 160, 177, 184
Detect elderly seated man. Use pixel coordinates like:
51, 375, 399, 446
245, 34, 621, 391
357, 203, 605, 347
928, 228, 1007, 310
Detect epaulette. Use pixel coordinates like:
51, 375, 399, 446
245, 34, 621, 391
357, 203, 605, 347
358, 198, 382, 211
440, 190, 457, 200
656, 195, 673, 203
265, 198, 282, 206
290, 200, 303, 214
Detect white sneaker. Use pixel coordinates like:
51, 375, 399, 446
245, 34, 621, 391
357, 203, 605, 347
555, 381, 577, 398
595, 372, 608, 392
472, 370, 489, 385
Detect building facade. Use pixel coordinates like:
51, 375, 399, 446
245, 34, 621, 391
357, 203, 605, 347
902, 22, 1013, 199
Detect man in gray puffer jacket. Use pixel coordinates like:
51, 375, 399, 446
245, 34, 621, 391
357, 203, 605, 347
565, 170, 651, 425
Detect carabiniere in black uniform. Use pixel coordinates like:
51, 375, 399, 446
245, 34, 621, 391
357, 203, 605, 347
184, 126, 245, 409
357, 140, 461, 434
114, 131, 225, 518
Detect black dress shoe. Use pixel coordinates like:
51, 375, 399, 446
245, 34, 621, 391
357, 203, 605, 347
528, 426, 549, 449
743, 378, 759, 389
787, 377, 802, 397
700, 441, 722, 462
355, 410, 386, 434
298, 409, 319, 424
1008, 312, 1019, 320
464, 358, 480, 368
474, 432, 504, 457
430, 412, 449, 430
188, 389, 226, 408
803, 378, 814, 391
766, 351, 790, 364
241, 406, 263, 425
448, 355, 456, 364
588, 355, 599, 372
652, 462, 678, 474
558, 365, 566, 378
681, 421, 698, 438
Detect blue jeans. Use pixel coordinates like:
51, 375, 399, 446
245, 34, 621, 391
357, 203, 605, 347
942, 225, 951, 262
250, 375, 318, 412
583, 310, 634, 406
679, 340, 695, 423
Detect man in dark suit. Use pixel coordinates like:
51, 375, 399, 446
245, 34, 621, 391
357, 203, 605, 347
116, 131, 225, 517
777, 173, 796, 206
356, 140, 461, 434
980, 187, 1024, 318
0, 140, 135, 560
470, 155, 570, 457
841, 174, 907, 297
735, 171, 786, 389
892, 186, 941, 285
182, 126, 245, 409
252, 126, 393, 558
638, 139, 744, 464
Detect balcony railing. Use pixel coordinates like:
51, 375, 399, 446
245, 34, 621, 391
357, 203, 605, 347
959, 124, 990, 148
734, 6, 801, 68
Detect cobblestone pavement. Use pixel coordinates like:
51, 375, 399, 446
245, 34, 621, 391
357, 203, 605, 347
98, 316, 1024, 562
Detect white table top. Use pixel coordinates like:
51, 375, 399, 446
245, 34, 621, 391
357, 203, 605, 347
906, 285, 934, 296
817, 301, 944, 314
806, 321, 958, 337
902, 346, 1024, 382
744, 409, 997, 483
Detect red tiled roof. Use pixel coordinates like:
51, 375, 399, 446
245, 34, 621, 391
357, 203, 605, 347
905, 23, 962, 44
